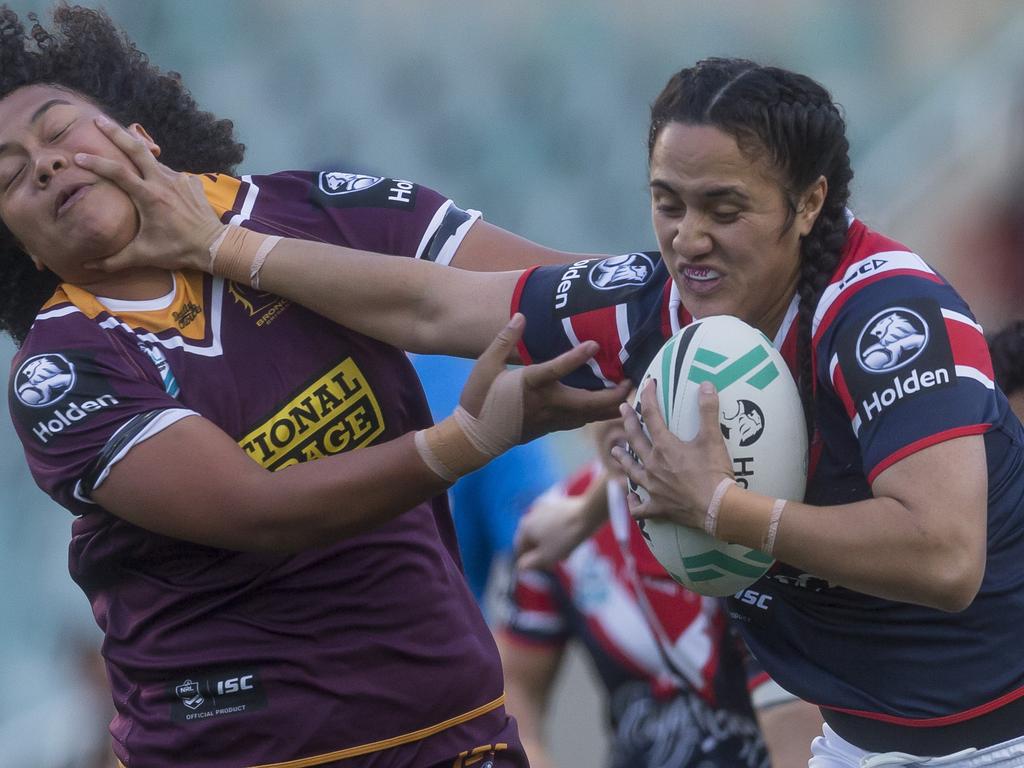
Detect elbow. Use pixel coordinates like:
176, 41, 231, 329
924, 547, 985, 613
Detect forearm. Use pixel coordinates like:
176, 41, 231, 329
252, 238, 515, 357
717, 489, 981, 610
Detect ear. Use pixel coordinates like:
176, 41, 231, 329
796, 175, 828, 237
127, 123, 161, 158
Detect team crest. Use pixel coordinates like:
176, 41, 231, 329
720, 399, 765, 447
317, 171, 384, 196
587, 253, 654, 291
857, 308, 929, 373
14, 353, 76, 407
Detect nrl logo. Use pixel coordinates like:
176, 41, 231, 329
175, 679, 205, 711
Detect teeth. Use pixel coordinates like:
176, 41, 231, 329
682, 267, 720, 281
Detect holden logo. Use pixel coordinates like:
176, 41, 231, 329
15, 354, 76, 407
857, 308, 929, 373
720, 399, 764, 447
587, 253, 654, 290
318, 171, 384, 195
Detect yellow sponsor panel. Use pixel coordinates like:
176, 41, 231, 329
239, 358, 385, 471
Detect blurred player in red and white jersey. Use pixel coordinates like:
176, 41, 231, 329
988, 319, 1024, 420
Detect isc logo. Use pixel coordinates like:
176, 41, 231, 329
216, 675, 254, 696
734, 588, 772, 610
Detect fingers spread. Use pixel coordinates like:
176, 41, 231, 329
619, 400, 652, 461
94, 116, 159, 177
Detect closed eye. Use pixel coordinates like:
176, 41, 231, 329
2, 165, 25, 192
48, 122, 73, 142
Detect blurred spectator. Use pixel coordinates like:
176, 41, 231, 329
495, 420, 822, 768
410, 354, 560, 606
988, 319, 1024, 420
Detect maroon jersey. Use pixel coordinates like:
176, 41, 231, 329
8, 171, 513, 767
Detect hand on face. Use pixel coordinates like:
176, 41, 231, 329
74, 117, 224, 274
611, 379, 733, 529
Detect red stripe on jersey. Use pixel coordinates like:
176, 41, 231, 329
513, 578, 559, 615
510, 266, 541, 365
822, 682, 1024, 728
813, 269, 945, 347
570, 307, 625, 383
565, 465, 599, 497
945, 317, 994, 379
747, 670, 772, 694
660, 280, 674, 339
830, 359, 856, 421
867, 424, 990, 484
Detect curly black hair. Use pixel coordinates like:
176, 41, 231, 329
648, 58, 854, 441
0, 3, 245, 344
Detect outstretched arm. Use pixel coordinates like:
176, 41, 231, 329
92, 317, 625, 551
77, 119, 590, 359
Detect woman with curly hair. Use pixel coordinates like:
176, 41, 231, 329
0, 5, 627, 767
84, 53, 1024, 765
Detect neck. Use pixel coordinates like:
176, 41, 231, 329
71, 267, 175, 301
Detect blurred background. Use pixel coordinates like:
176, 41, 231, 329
1, 1, 1023, 765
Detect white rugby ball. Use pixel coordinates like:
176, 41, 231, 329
628, 315, 808, 597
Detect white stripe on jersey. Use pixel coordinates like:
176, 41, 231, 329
73, 408, 199, 502
96, 276, 227, 358
34, 305, 82, 322
562, 317, 615, 388
228, 175, 259, 227
615, 303, 631, 365
509, 608, 566, 635
941, 307, 984, 335
813, 251, 936, 338
956, 365, 995, 390
413, 201, 483, 265
942, 309, 993, 388
774, 294, 800, 349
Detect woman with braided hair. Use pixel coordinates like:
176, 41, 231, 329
83, 52, 1024, 764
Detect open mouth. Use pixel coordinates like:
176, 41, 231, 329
680, 265, 721, 282
55, 183, 91, 217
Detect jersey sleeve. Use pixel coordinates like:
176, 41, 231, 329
204, 170, 480, 265
9, 317, 196, 515
511, 252, 670, 390
494, 566, 570, 649
817, 273, 996, 482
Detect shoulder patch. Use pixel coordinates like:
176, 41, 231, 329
553, 253, 655, 318
313, 171, 417, 210
10, 350, 122, 445
835, 297, 954, 430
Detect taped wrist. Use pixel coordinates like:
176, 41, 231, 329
209, 225, 281, 288
414, 413, 490, 483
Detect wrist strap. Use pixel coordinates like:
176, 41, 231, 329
762, 498, 787, 555
704, 477, 737, 537
414, 413, 491, 483
209, 225, 281, 287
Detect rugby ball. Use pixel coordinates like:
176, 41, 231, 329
628, 315, 807, 597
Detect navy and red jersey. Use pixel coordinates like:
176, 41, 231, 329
511, 219, 1024, 730
496, 463, 774, 768
8, 170, 509, 768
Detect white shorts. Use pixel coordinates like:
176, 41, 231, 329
808, 724, 1024, 768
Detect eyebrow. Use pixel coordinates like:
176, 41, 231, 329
0, 99, 73, 159
649, 179, 751, 202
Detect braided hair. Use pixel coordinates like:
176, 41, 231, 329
0, 3, 246, 344
648, 58, 854, 437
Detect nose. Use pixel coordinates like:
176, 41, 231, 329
33, 150, 67, 188
671, 212, 712, 259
